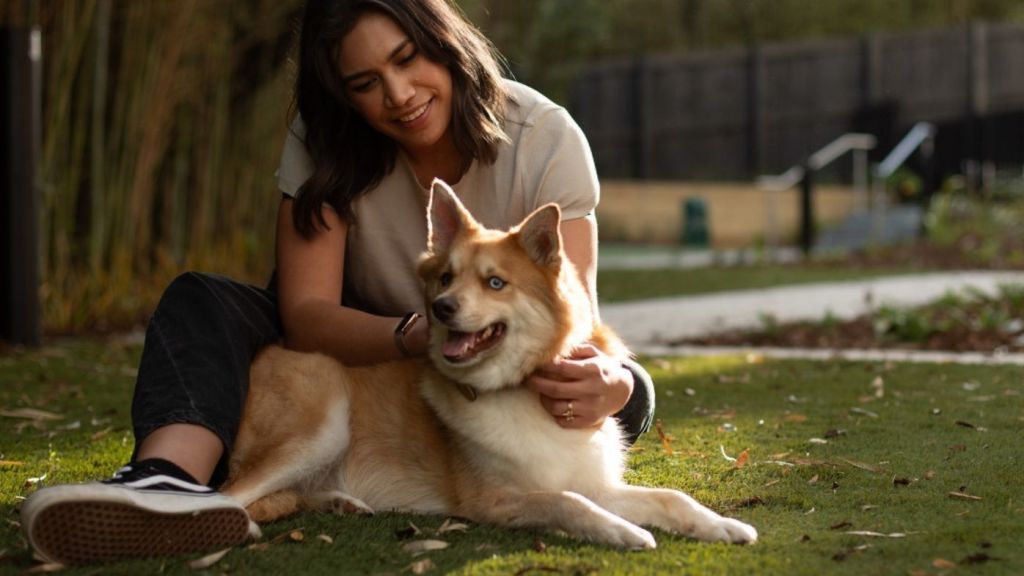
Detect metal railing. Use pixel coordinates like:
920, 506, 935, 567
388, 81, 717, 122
757, 133, 876, 255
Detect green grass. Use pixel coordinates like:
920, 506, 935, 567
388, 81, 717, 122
2, 341, 1023, 574
597, 266, 913, 302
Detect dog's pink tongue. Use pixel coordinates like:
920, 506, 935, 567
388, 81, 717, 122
443, 331, 475, 359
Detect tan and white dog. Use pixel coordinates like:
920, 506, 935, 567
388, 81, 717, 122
221, 180, 757, 549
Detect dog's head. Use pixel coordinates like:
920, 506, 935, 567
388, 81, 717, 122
417, 179, 593, 392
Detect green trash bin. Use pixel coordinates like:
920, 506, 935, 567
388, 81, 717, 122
681, 197, 710, 248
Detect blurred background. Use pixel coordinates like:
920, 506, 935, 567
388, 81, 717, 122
2, 0, 1024, 338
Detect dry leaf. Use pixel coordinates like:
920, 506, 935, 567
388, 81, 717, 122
0, 460, 25, 467
783, 413, 807, 423
839, 458, 885, 474
932, 558, 957, 569
25, 473, 47, 487
407, 559, 435, 574
948, 491, 982, 501
844, 531, 907, 538
808, 438, 828, 445
871, 376, 885, 398
532, 538, 546, 553
90, 428, 112, 442
188, 548, 230, 570
655, 419, 674, 454
807, 474, 819, 485
247, 542, 271, 552
317, 534, 333, 544
402, 540, 449, 555
734, 449, 749, 469
0, 408, 63, 421
829, 520, 853, 530
719, 445, 737, 462
288, 530, 304, 542
438, 518, 469, 533
849, 407, 879, 418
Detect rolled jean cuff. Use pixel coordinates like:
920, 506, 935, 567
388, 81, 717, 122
615, 357, 656, 446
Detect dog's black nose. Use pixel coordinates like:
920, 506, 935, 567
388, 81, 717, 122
432, 297, 459, 323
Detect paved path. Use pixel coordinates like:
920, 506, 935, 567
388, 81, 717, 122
600, 271, 1024, 362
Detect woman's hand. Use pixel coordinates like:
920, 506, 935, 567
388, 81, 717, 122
526, 343, 634, 429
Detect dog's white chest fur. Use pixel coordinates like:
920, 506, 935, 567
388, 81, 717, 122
424, 380, 625, 496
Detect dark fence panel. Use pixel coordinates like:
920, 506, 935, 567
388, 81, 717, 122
1, 26, 42, 346
570, 23, 1024, 181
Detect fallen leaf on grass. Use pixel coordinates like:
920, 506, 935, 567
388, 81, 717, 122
783, 413, 807, 423
838, 458, 885, 474
808, 438, 829, 445
318, 534, 333, 544
829, 520, 853, 530
948, 491, 982, 501
288, 530, 304, 542
438, 518, 469, 533
955, 420, 976, 429
188, 548, 230, 570
1, 408, 63, 421
932, 558, 957, 569
892, 477, 913, 486
533, 538, 546, 552
402, 540, 449, 555
24, 473, 47, 487
655, 419, 674, 454
0, 460, 25, 467
844, 531, 907, 538
247, 542, 271, 552
90, 428, 113, 442
849, 407, 879, 418
833, 544, 871, 561
395, 522, 421, 539
406, 559, 435, 574
734, 449, 749, 468
808, 474, 819, 485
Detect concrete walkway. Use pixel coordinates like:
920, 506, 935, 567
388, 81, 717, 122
600, 271, 1024, 363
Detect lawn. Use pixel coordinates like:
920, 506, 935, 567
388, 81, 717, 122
2, 340, 1022, 575
597, 266, 914, 303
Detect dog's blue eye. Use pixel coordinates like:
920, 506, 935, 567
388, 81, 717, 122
488, 276, 506, 290
440, 272, 453, 287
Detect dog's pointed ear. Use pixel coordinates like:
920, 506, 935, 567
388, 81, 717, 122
427, 179, 473, 254
515, 203, 562, 268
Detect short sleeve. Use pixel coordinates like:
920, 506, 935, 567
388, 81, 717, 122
275, 115, 313, 197
521, 107, 600, 221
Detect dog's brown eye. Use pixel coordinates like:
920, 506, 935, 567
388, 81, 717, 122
487, 276, 506, 290
440, 272, 453, 287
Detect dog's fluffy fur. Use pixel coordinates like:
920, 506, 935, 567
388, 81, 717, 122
222, 180, 757, 548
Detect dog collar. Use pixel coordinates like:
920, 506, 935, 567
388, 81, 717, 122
455, 382, 478, 402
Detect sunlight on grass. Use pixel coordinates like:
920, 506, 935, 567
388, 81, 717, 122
2, 340, 1022, 574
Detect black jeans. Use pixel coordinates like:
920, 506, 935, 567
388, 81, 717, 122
131, 271, 655, 487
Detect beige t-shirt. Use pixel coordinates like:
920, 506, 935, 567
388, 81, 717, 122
276, 80, 599, 317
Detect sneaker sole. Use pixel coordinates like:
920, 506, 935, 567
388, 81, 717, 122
30, 499, 251, 564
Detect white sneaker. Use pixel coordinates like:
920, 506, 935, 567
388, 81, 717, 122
21, 460, 253, 565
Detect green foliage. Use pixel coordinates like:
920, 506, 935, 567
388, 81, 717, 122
35, 0, 301, 334
3, 343, 1024, 573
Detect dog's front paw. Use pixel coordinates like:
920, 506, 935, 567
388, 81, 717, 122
693, 515, 757, 544
596, 520, 657, 550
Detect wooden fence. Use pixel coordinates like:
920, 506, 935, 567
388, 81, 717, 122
569, 22, 1024, 181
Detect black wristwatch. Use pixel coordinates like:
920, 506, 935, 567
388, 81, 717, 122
394, 312, 422, 357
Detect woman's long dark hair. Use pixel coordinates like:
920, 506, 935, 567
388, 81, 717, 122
292, 0, 510, 238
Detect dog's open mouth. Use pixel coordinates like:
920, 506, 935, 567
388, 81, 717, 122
442, 322, 506, 363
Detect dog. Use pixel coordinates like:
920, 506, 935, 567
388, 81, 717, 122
221, 180, 757, 549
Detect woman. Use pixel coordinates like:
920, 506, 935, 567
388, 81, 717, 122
22, 0, 654, 565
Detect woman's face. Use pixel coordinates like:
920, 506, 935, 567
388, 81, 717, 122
338, 11, 454, 157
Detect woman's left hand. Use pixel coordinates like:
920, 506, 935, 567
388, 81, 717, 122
526, 343, 634, 429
